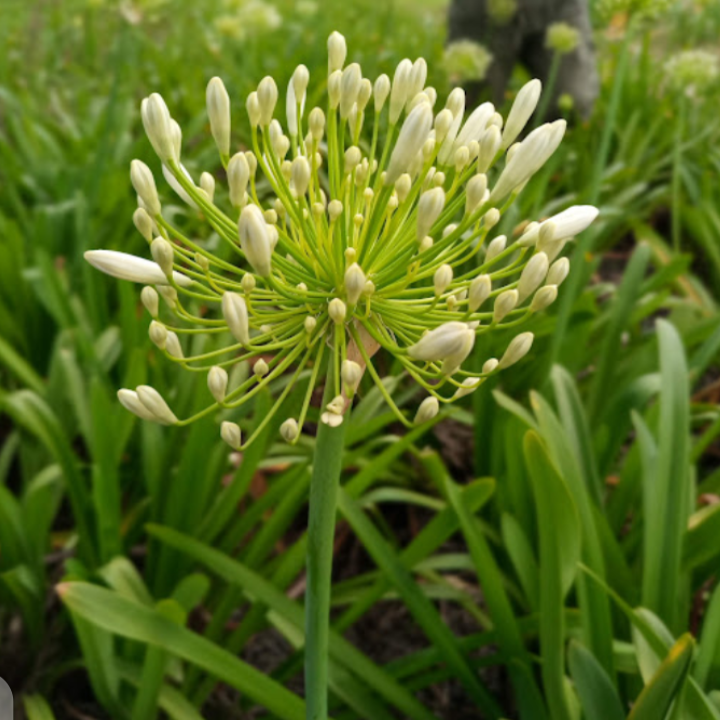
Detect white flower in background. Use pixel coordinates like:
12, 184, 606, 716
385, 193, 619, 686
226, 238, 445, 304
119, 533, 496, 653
442, 40, 494, 84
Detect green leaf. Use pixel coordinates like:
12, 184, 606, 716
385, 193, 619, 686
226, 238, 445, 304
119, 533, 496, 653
23, 694, 57, 720
568, 641, 625, 720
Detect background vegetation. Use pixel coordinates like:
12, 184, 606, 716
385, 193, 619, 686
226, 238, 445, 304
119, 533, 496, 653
1, 0, 720, 718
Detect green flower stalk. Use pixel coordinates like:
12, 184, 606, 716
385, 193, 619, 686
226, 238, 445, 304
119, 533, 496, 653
85, 33, 597, 448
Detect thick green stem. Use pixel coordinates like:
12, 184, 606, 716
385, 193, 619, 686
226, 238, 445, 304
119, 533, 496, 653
304, 366, 347, 720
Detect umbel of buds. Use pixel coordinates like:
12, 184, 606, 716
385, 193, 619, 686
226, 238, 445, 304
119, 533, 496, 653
84, 31, 598, 450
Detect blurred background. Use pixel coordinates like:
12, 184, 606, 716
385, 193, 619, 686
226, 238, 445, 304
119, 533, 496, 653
2, 0, 720, 718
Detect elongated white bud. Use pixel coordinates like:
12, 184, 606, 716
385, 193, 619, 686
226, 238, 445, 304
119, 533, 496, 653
150, 237, 174, 277
280, 418, 300, 443
493, 289, 519, 322
437, 88, 465, 165
501, 79, 542, 150
547, 257, 570, 285
287, 65, 309, 136
227, 152, 250, 208
162, 163, 197, 209
542, 205, 599, 241
207, 77, 231, 158
133, 207, 154, 241
342, 360, 363, 391
485, 235, 507, 263
340, 63, 362, 119
257, 77, 278, 126
84, 250, 191, 286
254, 358, 269, 377
328, 71, 342, 109
434, 264, 453, 296
385, 101, 433, 184
158, 286, 177, 308
477, 125, 502, 173
238, 205, 272, 276
165, 331, 183, 359
408, 322, 475, 363
374, 74, 391, 112
136, 385, 178, 425
389, 58, 413, 124
148, 321, 167, 349
344, 263, 366, 305
465, 174, 488, 215
222, 292, 250, 345
328, 199, 343, 221
141, 286, 159, 317
246, 92, 261, 128
357, 79, 372, 113
291, 156, 311, 196
499, 332, 534, 369
141, 93, 177, 164
328, 31, 347, 73
469, 275, 491, 311
455, 102, 495, 149
414, 396, 439, 424
309, 107, 326, 141
200, 172, 215, 203
221, 421, 242, 450
344, 146, 362, 174
434, 109, 454, 144
118, 389, 158, 422
416, 187, 445, 241
208, 366, 228, 402
304, 316, 317, 333
517, 252, 549, 302
531, 285, 558, 311
329, 298, 347, 324
130, 160, 161, 216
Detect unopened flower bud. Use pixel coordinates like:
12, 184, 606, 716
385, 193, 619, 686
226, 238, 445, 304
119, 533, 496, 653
246, 92, 261, 128
328, 71, 342, 109
416, 187, 445, 241
150, 237, 174, 277
499, 332, 534, 369
228, 152, 250, 208
257, 76, 278, 126
280, 418, 300, 443
254, 358, 269, 377
477, 125, 502, 173
345, 263, 366, 304
238, 204, 273, 276
517, 252, 549, 301
340, 63, 362, 119
531, 284, 558, 311
344, 146, 362, 174
374, 74, 391, 112
118, 388, 158, 421
84, 250, 191, 287
329, 298, 347, 324
501, 79, 542, 150
454, 377, 481, 399
408, 321, 475, 364
141, 93, 177, 164
208, 366, 229, 402
241, 274, 256, 294
222, 292, 250, 345
200, 172, 216, 202
141, 286, 159, 317
419, 236, 434, 252
493, 289, 519, 322
389, 58, 413, 124
329, 199, 343, 222
395, 174, 412, 203
484, 208, 501, 229
434, 264, 453, 296
136, 385, 178, 425
309, 107, 326, 141
291, 156, 311, 196
304, 316, 317, 333
414, 396, 439, 424
207, 77, 231, 158
469, 274, 491, 311
149, 320, 167, 349
328, 31, 347, 73
342, 360, 363, 390
386, 101, 433, 184
165, 331, 183, 359
133, 207, 154, 241
130, 160, 161, 216
221, 421, 242, 450
547, 257, 570, 285
465, 174, 488, 215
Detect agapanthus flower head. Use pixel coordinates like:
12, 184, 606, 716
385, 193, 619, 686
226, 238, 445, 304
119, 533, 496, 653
545, 22, 581, 55
85, 32, 598, 449
442, 40, 494, 84
488, 0, 518, 23
664, 49, 719, 97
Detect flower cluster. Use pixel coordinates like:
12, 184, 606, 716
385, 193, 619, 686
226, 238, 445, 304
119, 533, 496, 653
85, 32, 598, 449
545, 22, 581, 55
442, 40, 494, 84
664, 49, 719, 97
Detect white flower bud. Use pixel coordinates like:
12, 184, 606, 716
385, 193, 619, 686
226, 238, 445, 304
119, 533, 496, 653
416, 187, 445, 241
493, 289, 519, 323
165, 330, 183, 359
408, 322, 475, 363
150, 237, 174, 277
141, 93, 177, 164
328, 31, 347, 73
483, 208, 501, 230
291, 64, 310, 107
222, 292, 250, 345
280, 418, 300, 443
374, 74, 391, 112
531, 284, 558, 311
389, 58, 413, 124
253, 358, 269, 377
321, 411, 344, 427
344, 263, 366, 304
221, 421, 242, 450
206, 77, 231, 158
499, 332, 534, 369
226, 152, 250, 208
329, 298, 347, 324
414, 396, 439, 424
141, 286, 159, 317
238, 204, 272, 276
340, 63, 362, 119
542, 205, 599, 241
364, 280, 376, 296
501, 79, 542, 150
84, 250, 190, 287
328, 199, 343, 222
454, 145, 470, 173
454, 377, 481, 399
304, 316, 317, 333
357, 79, 372, 113
469, 274, 491, 311
419, 236, 434, 252
465, 174, 488, 215
200, 171, 215, 203
434, 109, 454, 144
118, 389, 158, 422
257, 76, 278, 126
133, 207, 154, 242
130, 160, 161, 216
434, 264, 453, 296
344, 146, 362, 174
246, 92, 261, 128
309, 107, 326, 141
291, 156, 311, 197
326, 395, 345, 415
208, 366, 228, 402
148, 320, 167, 349
385, 100, 433, 184
546, 258, 569, 287
136, 385, 178, 425
437, 88, 465, 165
395, 174, 412, 203
328, 71, 342, 109
483, 358, 499, 374
517, 252, 549, 301
245, 151, 258, 178
455, 102, 495, 149
485, 235, 507, 263
342, 360, 363, 390
477, 125, 502, 173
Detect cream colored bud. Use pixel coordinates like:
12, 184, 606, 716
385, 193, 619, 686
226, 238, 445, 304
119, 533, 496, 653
502, 79, 542, 150
245, 151, 258, 178
434, 109, 454, 144
84, 250, 191, 287
357, 79, 372, 112
469, 274, 491, 311
494, 289, 519, 323
443, 223, 457, 238
133, 207, 154, 242
456, 102, 495, 148
517, 252, 549, 301
136, 385, 178, 425
454, 145, 470, 173
454, 377, 481, 399
148, 320, 167, 349
221, 421, 242, 450
433, 171, 446, 187
363, 280, 376, 297
408, 92, 430, 113
329, 199, 343, 222
434, 264, 453, 296
484, 208, 501, 229
118, 388, 158, 422
291, 156, 311, 196
141, 93, 176, 164
329, 298, 347, 324
158, 285, 177, 308
408, 321, 475, 363
328, 71, 342, 109
309, 107, 326, 140
130, 160, 161, 216
257, 76, 278, 126
446, 296, 458, 312
342, 360, 363, 390
141, 286, 159, 317
321, 412, 344, 427
465, 174, 488, 215
222, 292, 250, 345
387, 195, 399, 211
344, 146, 362, 174
446, 87, 466, 117
199, 172, 215, 203
208, 366, 229, 402
414, 396, 439, 424
292, 64, 310, 105
395, 174, 412, 203
499, 332, 534, 369
340, 63, 362, 119
542, 205, 599, 241
150, 237, 173, 277
164, 330, 183, 359
345, 263, 366, 304
485, 235, 507, 263
389, 58, 413, 124
477, 125, 502, 173
227, 152, 250, 208
253, 358, 269, 377
264, 209, 278, 225
246, 92, 261, 128
206, 77, 231, 158
280, 418, 300, 443
531, 285, 558, 311
374, 74, 391, 112
304, 316, 317, 333
326, 395, 345, 415
416, 187, 445, 241
547, 257, 570, 286
238, 204, 272, 276
328, 31, 347, 73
